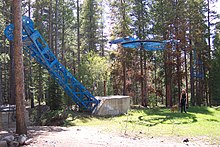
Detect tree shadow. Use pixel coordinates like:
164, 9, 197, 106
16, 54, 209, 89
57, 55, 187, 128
0, 126, 68, 141
187, 106, 214, 115
27, 126, 68, 139
62, 111, 94, 126
125, 108, 199, 127
206, 118, 219, 122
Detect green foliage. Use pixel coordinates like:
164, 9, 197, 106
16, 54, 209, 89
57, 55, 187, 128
47, 78, 63, 110
78, 51, 112, 96
0, 53, 10, 63
109, 0, 132, 37
63, 93, 74, 108
80, 0, 105, 53
210, 24, 220, 105
40, 109, 68, 126
148, 93, 157, 108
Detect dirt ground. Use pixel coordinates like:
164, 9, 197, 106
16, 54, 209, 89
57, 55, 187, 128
1, 126, 218, 147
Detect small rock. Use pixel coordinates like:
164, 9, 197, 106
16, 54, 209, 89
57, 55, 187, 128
9, 141, 19, 147
24, 138, 33, 145
17, 134, 28, 145
183, 138, 189, 143
2, 135, 14, 143
0, 140, 8, 147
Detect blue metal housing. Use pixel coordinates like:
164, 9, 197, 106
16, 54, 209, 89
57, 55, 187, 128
109, 37, 179, 51
122, 40, 165, 51
4, 16, 99, 112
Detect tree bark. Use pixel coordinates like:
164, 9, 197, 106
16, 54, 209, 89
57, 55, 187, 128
13, 0, 27, 134
0, 61, 2, 105
49, 0, 52, 49
55, 0, 58, 57
140, 44, 144, 106
9, 0, 16, 105
77, 0, 80, 74
184, 49, 189, 107
190, 50, 195, 106
27, 0, 34, 108
61, 1, 66, 67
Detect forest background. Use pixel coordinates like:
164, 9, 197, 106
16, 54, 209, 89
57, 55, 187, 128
0, 0, 220, 113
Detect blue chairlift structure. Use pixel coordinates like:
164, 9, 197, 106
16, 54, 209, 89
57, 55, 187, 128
4, 16, 99, 113
109, 36, 178, 50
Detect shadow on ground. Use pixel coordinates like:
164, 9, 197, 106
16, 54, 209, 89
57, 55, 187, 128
125, 106, 216, 127
0, 126, 68, 141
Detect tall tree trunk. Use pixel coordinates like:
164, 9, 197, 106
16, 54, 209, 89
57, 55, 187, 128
27, 0, 34, 108
4, 0, 10, 104
61, 1, 66, 67
175, 22, 181, 106
13, 0, 27, 134
165, 45, 172, 107
141, 0, 147, 106
77, 0, 80, 74
140, 44, 144, 106
206, 0, 211, 106
197, 53, 203, 106
37, 65, 43, 124
9, 1, 15, 105
0, 61, 2, 105
190, 49, 195, 106
9, 44, 15, 104
49, 0, 52, 49
143, 49, 147, 106
0, 0, 5, 105
55, 0, 58, 57
184, 49, 189, 107
121, 0, 126, 95
100, 0, 104, 57
122, 52, 126, 95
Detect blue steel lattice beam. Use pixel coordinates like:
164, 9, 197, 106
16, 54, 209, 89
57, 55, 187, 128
4, 16, 99, 112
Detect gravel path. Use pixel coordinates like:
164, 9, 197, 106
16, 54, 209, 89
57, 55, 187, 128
13, 126, 217, 147
1, 126, 219, 147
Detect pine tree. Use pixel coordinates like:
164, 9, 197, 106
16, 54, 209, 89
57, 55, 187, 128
109, 0, 132, 97
210, 23, 220, 105
80, 0, 100, 53
13, 0, 27, 135
47, 78, 63, 110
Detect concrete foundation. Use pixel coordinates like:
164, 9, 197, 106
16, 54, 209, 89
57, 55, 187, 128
0, 105, 29, 129
94, 95, 130, 116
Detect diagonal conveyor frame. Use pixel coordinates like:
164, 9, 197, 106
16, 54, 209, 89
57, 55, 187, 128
4, 16, 99, 113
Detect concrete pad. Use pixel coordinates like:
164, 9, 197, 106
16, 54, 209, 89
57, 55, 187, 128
94, 95, 130, 116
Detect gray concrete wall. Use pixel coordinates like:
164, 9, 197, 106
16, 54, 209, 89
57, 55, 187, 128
94, 96, 130, 116
0, 110, 29, 129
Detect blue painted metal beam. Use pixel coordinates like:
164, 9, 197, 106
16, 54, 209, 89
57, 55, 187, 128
4, 16, 99, 112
